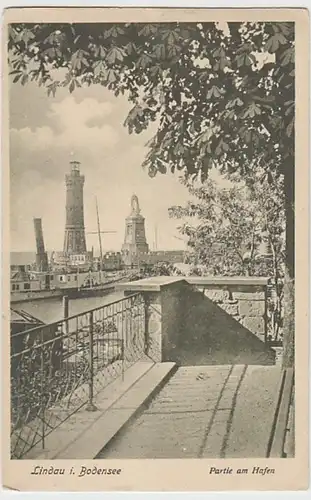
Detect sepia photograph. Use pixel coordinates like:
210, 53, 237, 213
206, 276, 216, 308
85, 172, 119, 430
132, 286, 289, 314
2, 6, 309, 492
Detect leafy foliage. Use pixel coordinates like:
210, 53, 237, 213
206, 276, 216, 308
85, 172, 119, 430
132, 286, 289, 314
169, 170, 285, 278
169, 170, 285, 340
129, 261, 182, 281
8, 22, 294, 180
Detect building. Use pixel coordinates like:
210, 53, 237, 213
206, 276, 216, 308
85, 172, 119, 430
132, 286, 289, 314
51, 251, 94, 272
10, 267, 52, 293
68, 251, 94, 269
103, 252, 123, 271
140, 250, 185, 267
10, 252, 36, 271
10, 268, 41, 293
50, 251, 69, 271
52, 270, 103, 290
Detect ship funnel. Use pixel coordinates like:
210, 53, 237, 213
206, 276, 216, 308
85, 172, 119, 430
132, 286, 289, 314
33, 218, 49, 272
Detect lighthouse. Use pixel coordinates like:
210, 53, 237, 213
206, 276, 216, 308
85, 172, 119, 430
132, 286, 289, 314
63, 161, 87, 254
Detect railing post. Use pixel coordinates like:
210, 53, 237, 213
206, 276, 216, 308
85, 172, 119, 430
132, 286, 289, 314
144, 294, 150, 357
40, 328, 46, 449
120, 299, 126, 380
121, 338, 125, 382
86, 311, 97, 411
63, 295, 69, 335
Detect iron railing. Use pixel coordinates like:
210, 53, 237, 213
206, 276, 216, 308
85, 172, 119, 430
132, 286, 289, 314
10, 293, 148, 459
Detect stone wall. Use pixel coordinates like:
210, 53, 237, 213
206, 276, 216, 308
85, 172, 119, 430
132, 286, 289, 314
186, 277, 268, 341
120, 277, 189, 362
160, 281, 190, 361
143, 291, 162, 362
118, 276, 270, 364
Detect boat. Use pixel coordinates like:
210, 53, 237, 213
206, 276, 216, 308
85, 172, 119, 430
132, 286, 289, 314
63, 275, 130, 299
65, 282, 116, 299
10, 308, 45, 335
10, 288, 63, 304
10, 200, 123, 304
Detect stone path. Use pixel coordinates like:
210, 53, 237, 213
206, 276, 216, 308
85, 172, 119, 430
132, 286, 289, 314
97, 364, 281, 459
23, 360, 172, 460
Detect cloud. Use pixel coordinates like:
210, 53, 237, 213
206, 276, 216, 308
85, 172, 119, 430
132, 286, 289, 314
10, 93, 120, 251
10, 94, 121, 185
48, 96, 114, 131
11, 126, 55, 151
10, 88, 190, 252
11, 95, 118, 157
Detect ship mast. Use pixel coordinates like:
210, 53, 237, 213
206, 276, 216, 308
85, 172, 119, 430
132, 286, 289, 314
95, 197, 103, 273
154, 224, 158, 251
86, 199, 117, 283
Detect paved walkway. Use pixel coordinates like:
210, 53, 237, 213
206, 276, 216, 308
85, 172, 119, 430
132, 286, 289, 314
97, 364, 281, 459
24, 361, 175, 460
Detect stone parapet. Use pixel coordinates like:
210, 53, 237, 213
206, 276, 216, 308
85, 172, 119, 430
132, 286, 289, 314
117, 277, 188, 362
117, 275, 270, 362
186, 276, 269, 287
187, 276, 268, 341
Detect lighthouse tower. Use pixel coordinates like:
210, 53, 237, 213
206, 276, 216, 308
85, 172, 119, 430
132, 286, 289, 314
63, 161, 87, 254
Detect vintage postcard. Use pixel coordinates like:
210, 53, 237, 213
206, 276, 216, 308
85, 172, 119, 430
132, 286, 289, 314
2, 6, 309, 492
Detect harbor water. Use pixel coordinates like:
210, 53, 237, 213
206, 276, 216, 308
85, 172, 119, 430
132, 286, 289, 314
11, 290, 125, 325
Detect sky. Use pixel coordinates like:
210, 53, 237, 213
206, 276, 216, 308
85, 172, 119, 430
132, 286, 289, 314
9, 68, 231, 254
10, 78, 193, 253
